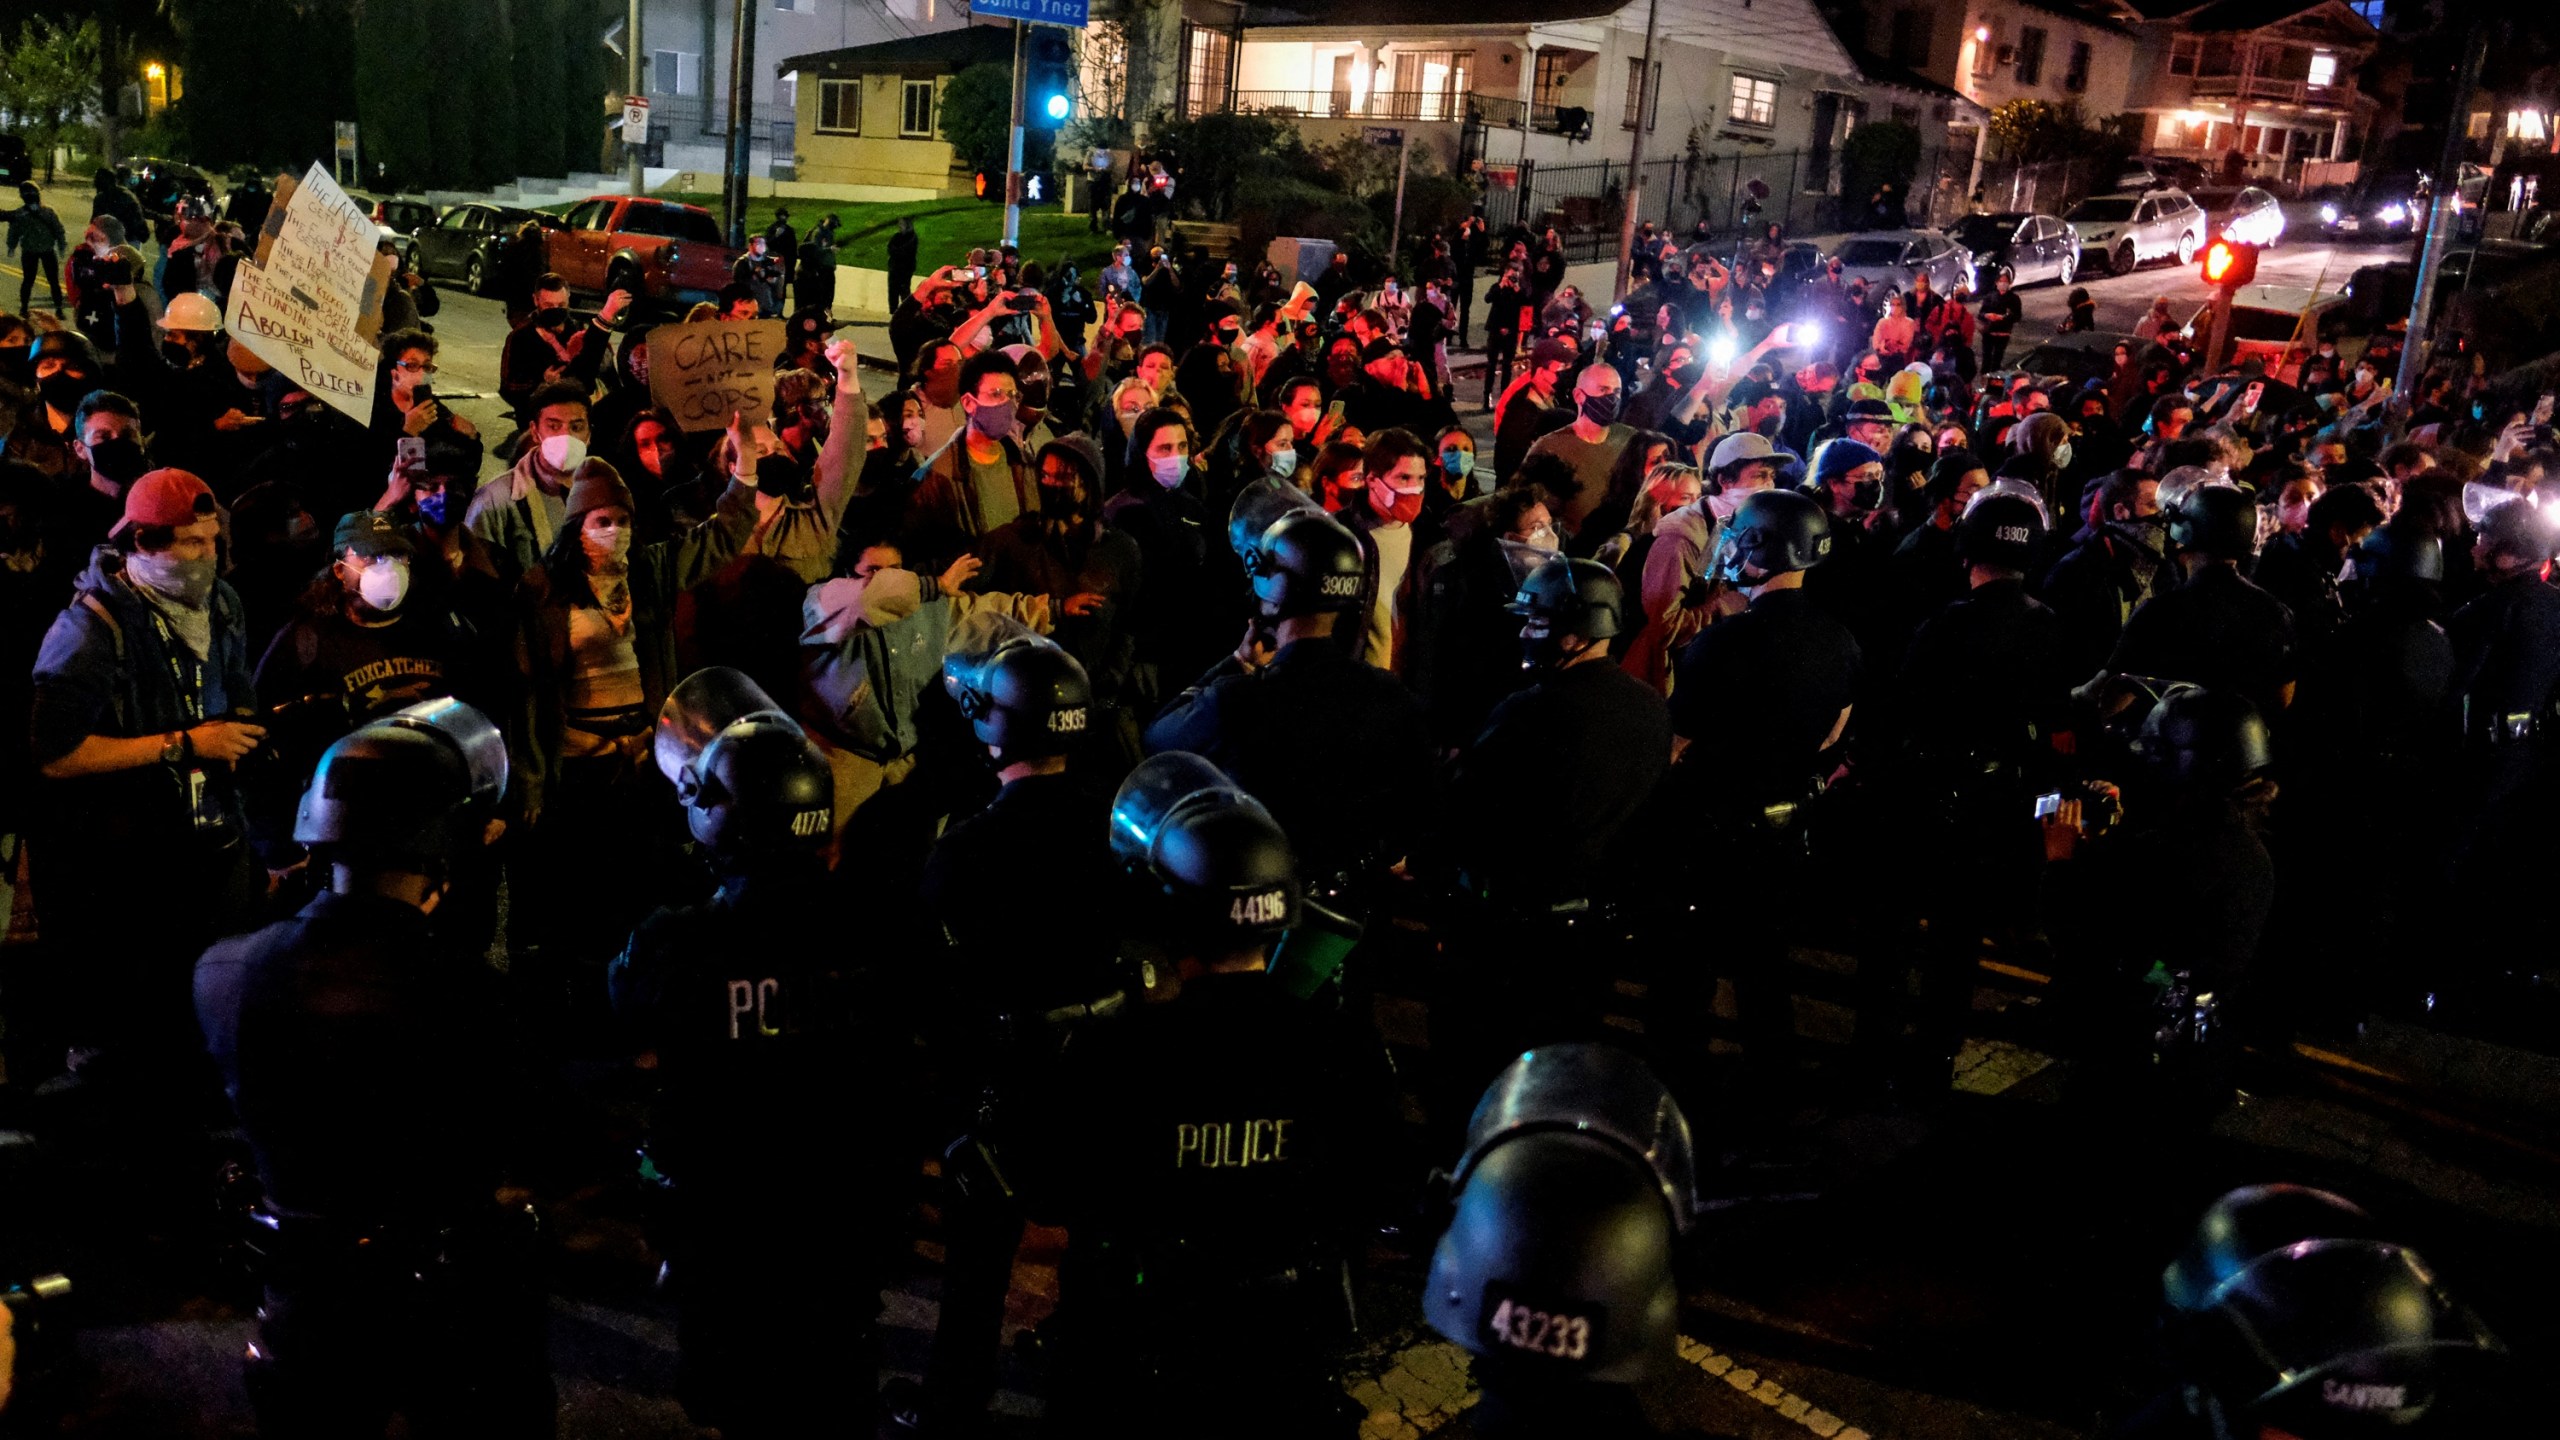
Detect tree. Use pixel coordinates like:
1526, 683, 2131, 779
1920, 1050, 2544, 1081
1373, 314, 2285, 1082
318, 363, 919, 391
353, 0, 435, 187
511, 0, 568, 177
0, 17, 101, 180
460, 0, 520, 188
1840, 118, 1921, 224
558, 0, 612, 175
938, 62, 1015, 181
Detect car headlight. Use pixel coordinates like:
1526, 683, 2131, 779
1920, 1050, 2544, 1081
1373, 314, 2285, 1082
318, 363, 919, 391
2320, 204, 2339, 223
2380, 203, 2407, 224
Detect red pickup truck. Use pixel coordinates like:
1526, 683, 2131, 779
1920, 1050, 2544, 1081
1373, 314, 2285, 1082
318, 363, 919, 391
544, 196, 738, 313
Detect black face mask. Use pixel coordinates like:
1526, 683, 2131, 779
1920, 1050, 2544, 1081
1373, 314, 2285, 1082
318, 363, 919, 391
1038, 482, 1086, 525
1578, 392, 1621, 426
87, 434, 148, 486
536, 306, 571, 332
39, 372, 94, 415
757, 451, 815, 504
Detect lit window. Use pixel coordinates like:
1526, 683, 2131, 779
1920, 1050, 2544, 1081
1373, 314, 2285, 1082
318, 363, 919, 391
2307, 52, 2337, 88
1729, 74, 1777, 127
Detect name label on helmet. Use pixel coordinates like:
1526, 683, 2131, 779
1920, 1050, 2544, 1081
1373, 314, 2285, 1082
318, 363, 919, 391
1048, 705, 1088, 734
790, 808, 832, 837
1994, 524, 2029, 544
1229, 889, 1289, 926
1482, 1288, 1599, 1363
2321, 1381, 2408, 1413
1174, 1118, 1292, 1169
726, 978, 782, 1040
1318, 574, 1360, 597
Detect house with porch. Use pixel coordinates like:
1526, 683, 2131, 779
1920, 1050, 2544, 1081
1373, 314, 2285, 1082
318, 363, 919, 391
777, 23, 1016, 200
2123, 0, 2381, 186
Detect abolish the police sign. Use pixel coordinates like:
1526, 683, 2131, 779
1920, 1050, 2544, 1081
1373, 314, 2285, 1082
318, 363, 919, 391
223, 163, 395, 425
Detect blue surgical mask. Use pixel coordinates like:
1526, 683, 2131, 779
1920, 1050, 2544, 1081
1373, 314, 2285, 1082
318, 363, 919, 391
1267, 447, 1298, 479
1441, 451, 1474, 479
416, 489, 451, 526
1149, 452, 1189, 489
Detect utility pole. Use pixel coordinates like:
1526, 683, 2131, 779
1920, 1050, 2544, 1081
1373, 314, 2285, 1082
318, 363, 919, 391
2397, 13, 2489, 395
1388, 130, 1411, 271
721, 0, 757, 248
1004, 19, 1029, 247
626, 0, 645, 197
1612, 0, 1660, 301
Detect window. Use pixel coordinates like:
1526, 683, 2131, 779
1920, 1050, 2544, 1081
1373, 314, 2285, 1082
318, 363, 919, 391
817, 77, 861, 134
2349, 0, 2384, 25
1532, 49, 1571, 110
775, 0, 814, 11
652, 49, 701, 97
1182, 24, 1232, 118
1622, 58, 1660, 130
2307, 51, 2337, 88
901, 79, 936, 138
1890, 8, 1932, 69
2168, 36, 2196, 76
1080, 20, 1128, 124
1728, 73, 1777, 127
2065, 41, 2090, 93
2016, 27, 2046, 86
1393, 50, 1474, 121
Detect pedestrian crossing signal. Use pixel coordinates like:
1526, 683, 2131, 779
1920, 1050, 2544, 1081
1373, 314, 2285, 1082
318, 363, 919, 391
2201, 238, 2257, 288
974, 171, 990, 200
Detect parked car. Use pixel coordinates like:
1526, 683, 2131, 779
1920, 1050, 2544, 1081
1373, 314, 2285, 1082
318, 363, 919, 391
0, 133, 32, 188
2116, 155, 2211, 192
413, 202, 553, 296
2342, 243, 2554, 329
1825, 229, 1976, 298
2007, 331, 2169, 387
2068, 188, 2208, 275
358, 194, 437, 264
2179, 283, 2350, 383
544, 195, 738, 313
1948, 211, 2080, 286
2211, 188, 2293, 249
2321, 164, 2489, 242
124, 157, 215, 215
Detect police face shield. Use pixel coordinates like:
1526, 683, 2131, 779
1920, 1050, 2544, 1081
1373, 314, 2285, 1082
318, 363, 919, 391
383, 696, 510, 808
654, 666, 796, 797
1455, 1043, 1699, 1235
1229, 478, 1324, 564
1498, 535, 1562, 589
2162, 1184, 2379, 1315
1109, 751, 1255, 872
940, 610, 1046, 714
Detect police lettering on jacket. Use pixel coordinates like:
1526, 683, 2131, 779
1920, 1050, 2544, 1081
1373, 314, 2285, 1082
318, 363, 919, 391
1174, 1117, 1293, 1169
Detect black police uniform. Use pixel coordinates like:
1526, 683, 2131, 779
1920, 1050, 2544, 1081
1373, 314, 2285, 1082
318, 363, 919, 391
195, 889, 553, 1438
2442, 568, 2560, 955
1873, 578, 2071, 1086
1145, 638, 1436, 887
913, 769, 1122, 1426
1015, 968, 1399, 1437
1662, 588, 1860, 1112
608, 866, 891, 1439
2111, 562, 2296, 718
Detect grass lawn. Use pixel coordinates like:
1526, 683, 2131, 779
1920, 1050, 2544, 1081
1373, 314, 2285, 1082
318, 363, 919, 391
649, 193, 1118, 274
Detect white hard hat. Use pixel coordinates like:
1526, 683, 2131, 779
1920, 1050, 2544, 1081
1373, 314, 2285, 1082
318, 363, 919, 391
1708, 431, 1778, 472
159, 291, 225, 334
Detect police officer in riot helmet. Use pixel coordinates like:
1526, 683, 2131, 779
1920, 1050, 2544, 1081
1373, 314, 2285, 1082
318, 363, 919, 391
2442, 496, 2560, 969
1865, 490, 2072, 1096
2108, 482, 2296, 720
1658, 489, 1859, 1122
2042, 685, 2275, 1114
1434, 558, 1672, 1108
1427, 1044, 1702, 1437
194, 699, 554, 1438
1145, 507, 1436, 895
902, 632, 1120, 1437
608, 668, 884, 1439
1006, 752, 1401, 1437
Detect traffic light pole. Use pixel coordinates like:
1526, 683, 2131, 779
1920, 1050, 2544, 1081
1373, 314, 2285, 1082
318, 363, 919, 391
626, 0, 644, 197
2205, 283, 2234, 373
2396, 14, 2488, 396
1004, 19, 1028, 248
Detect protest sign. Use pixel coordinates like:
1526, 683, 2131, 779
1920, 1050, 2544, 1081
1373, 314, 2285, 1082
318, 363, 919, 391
222, 163, 394, 424
646, 317, 788, 433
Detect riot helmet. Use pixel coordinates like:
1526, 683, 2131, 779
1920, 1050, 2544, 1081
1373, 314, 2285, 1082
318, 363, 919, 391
1712, 488, 1831, 585
2184, 1240, 2507, 1437
2475, 495, 2559, 568
293, 697, 509, 869
1227, 476, 1324, 563
1426, 1045, 1698, 1386
2163, 1184, 2380, 1314
942, 634, 1093, 764
2170, 482, 2261, 561
1109, 752, 1300, 943
2343, 521, 2442, 606
1956, 489, 2048, 573
1507, 557, 1623, 671
654, 667, 833, 855
1247, 509, 1366, 617
2133, 684, 2272, 789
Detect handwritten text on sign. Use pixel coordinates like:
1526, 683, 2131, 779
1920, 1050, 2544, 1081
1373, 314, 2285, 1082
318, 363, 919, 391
646, 318, 786, 433
222, 163, 392, 425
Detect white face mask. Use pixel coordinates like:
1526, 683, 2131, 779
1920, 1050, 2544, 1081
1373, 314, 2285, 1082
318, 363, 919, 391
355, 555, 410, 611
1522, 523, 1558, 551
2053, 440, 2074, 472
538, 433, 588, 475
582, 523, 631, 565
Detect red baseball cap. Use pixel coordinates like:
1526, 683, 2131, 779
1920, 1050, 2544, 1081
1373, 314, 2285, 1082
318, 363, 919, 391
112, 468, 218, 536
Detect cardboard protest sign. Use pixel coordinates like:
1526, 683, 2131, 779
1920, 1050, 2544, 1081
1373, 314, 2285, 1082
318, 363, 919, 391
222, 163, 395, 424
645, 317, 788, 433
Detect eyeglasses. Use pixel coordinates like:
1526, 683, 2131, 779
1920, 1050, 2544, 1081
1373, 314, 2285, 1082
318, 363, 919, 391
395, 360, 438, 374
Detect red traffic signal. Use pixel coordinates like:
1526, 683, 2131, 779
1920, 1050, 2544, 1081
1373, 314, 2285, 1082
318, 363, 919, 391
2200, 237, 2259, 288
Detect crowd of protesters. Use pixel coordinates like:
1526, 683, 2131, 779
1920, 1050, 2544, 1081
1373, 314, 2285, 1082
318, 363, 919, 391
1, 158, 2556, 1438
